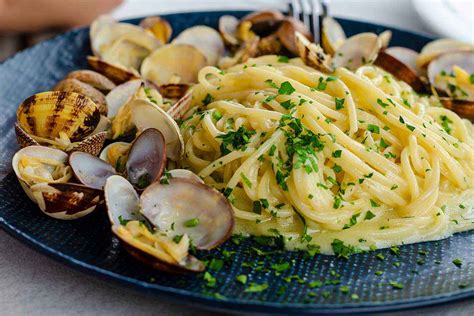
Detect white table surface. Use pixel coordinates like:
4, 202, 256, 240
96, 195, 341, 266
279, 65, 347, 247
1, 0, 473, 315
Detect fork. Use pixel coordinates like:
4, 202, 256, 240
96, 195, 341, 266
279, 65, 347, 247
288, 0, 329, 43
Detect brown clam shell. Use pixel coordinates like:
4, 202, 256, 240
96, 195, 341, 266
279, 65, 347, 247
87, 56, 140, 84
276, 18, 313, 56
240, 10, 285, 37
374, 51, 429, 94
65, 70, 116, 92
167, 90, 192, 120
440, 98, 474, 120
54, 78, 108, 115
14, 123, 39, 148
158, 83, 190, 100
70, 131, 107, 156
257, 34, 283, 56
37, 182, 102, 219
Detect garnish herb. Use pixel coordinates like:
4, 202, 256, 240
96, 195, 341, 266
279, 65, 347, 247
217, 126, 256, 155
236, 275, 248, 284
245, 283, 269, 293
278, 55, 290, 63
365, 211, 376, 220
183, 218, 200, 228
335, 98, 345, 110
202, 93, 214, 105
452, 258, 463, 267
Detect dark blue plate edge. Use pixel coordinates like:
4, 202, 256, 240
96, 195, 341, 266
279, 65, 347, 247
1, 10, 472, 315
1, 216, 473, 315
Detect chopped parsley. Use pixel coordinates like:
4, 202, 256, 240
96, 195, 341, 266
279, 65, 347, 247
370, 199, 380, 208
367, 124, 380, 134
278, 55, 290, 63
217, 126, 256, 155
335, 98, 345, 110
377, 98, 390, 108
389, 281, 404, 289
452, 258, 463, 267
236, 275, 248, 284
343, 213, 360, 229
245, 283, 269, 293
203, 272, 216, 287
440, 115, 452, 134
331, 239, 360, 259
183, 218, 200, 228
202, 93, 214, 105
212, 110, 223, 121
365, 211, 376, 220
278, 81, 296, 95
332, 150, 342, 158
240, 172, 252, 188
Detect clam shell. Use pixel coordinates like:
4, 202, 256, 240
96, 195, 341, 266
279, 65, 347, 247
168, 169, 204, 183
240, 10, 284, 37
257, 34, 283, 55
378, 30, 392, 49
219, 15, 240, 47
140, 44, 208, 85
374, 51, 428, 93
16, 91, 100, 142
88, 56, 140, 84
104, 175, 204, 273
65, 70, 116, 92
167, 90, 193, 120
440, 98, 474, 120
139, 16, 173, 44
130, 98, 184, 161
158, 83, 190, 100
295, 32, 333, 73
416, 38, 474, 69
321, 16, 346, 55
333, 32, 382, 70
384, 47, 420, 74
106, 79, 143, 119
172, 26, 224, 66
53, 78, 107, 115
69, 151, 117, 189
140, 178, 234, 250
101, 35, 152, 72
32, 182, 102, 220
126, 128, 167, 190
99, 141, 130, 171
276, 18, 313, 56
70, 131, 107, 156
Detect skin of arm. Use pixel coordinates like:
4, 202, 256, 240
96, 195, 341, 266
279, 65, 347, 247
0, 0, 123, 32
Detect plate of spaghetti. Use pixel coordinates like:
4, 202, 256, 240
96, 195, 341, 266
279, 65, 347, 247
0, 10, 473, 315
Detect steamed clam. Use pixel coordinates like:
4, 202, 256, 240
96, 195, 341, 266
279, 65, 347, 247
139, 16, 173, 44
12, 146, 103, 220
15, 91, 107, 155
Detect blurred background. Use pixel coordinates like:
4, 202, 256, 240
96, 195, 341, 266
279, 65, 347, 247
0, 0, 473, 62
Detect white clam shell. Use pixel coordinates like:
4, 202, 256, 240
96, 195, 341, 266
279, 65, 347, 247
416, 38, 474, 69
106, 79, 143, 119
104, 175, 142, 226
333, 32, 382, 70
385, 47, 420, 74
169, 169, 204, 184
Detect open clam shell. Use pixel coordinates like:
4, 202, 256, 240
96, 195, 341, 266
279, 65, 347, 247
106, 79, 143, 119
168, 169, 204, 184
126, 128, 167, 190
378, 30, 392, 49
87, 56, 140, 85
219, 15, 240, 48
53, 78, 107, 115
130, 98, 184, 161
139, 16, 173, 44
321, 16, 346, 55
12, 146, 101, 220
104, 175, 204, 273
374, 51, 428, 93
240, 10, 284, 37
295, 31, 333, 73
69, 151, 117, 190
172, 26, 224, 66
141, 178, 234, 250
167, 90, 193, 120
416, 38, 474, 70
158, 84, 190, 100
64, 70, 116, 92
141, 44, 208, 85
332, 32, 382, 70
99, 141, 130, 172
384, 47, 420, 74
276, 18, 313, 56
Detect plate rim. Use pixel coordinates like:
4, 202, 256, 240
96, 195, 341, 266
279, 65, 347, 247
0, 10, 472, 314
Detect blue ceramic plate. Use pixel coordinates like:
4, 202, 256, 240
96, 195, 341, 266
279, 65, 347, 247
0, 11, 472, 315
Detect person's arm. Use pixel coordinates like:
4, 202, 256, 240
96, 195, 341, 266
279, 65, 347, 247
0, 0, 123, 32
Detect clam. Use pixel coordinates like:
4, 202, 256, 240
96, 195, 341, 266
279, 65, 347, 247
321, 16, 346, 55
141, 178, 234, 250
12, 146, 101, 220
218, 37, 259, 69
101, 36, 152, 72
140, 44, 207, 85
130, 97, 184, 161
427, 51, 474, 119
172, 26, 224, 66
139, 16, 172, 44
384, 47, 420, 74
167, 90, 193, 120
257, 34, 284, 55
106, 79, 144, 119
69, 152, 117, 189
295, 32, 333, 73
276, 18, 313, 56
416, 38, 474, 70
15, 91, 106, 155
158, 84, 190, 100
168, 169, 204, 183
53, 78, 107, 115
105, 175, 205, 273
332, 32, 382, 70
64, 70, 116, 92
374, 51, 428, 93
378, 30, 392, 49
240, 10, 284, 37
219, 15, 240, 48
90, 18, 161, 62
88, 56, 140, 85
126, 128, 167, 190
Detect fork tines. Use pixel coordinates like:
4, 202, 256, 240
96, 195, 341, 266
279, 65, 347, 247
289, 0, 327, 43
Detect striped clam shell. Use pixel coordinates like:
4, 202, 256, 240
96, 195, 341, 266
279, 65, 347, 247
16, 91, 101, 142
